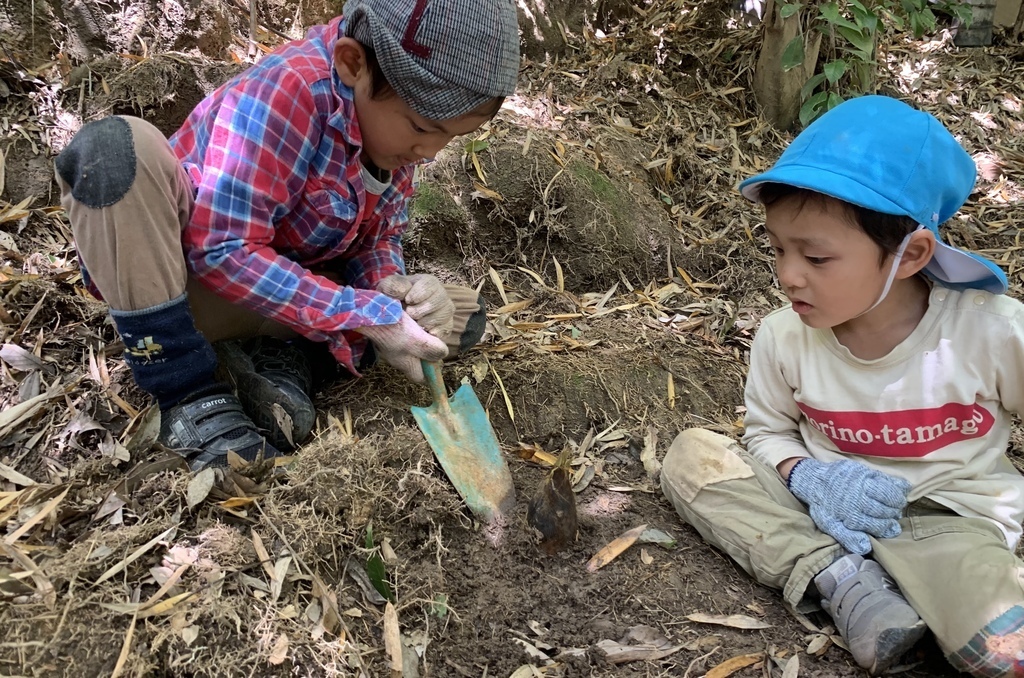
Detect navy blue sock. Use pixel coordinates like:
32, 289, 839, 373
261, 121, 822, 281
110, 295, 218, 409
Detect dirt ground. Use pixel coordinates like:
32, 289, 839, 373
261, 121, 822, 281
1, 0, 1023, 676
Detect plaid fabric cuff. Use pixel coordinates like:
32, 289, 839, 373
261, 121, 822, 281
949, 605, 1024, 677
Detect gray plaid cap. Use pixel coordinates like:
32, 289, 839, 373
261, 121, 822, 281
343, 0, 520, 121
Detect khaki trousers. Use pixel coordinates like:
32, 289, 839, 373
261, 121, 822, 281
56, 116, 483, 356
661, 428, 1024, 674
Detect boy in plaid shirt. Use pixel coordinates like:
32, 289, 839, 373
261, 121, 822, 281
54, 0, 519, 469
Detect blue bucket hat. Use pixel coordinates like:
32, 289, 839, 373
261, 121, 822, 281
739, 95, 1007, 294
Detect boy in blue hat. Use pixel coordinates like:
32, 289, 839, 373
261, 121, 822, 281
661, 95, 1024, 676
53, 0, 519, 470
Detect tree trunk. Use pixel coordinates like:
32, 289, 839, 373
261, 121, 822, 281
516, 0, 635, 60
753, 0, 822, 131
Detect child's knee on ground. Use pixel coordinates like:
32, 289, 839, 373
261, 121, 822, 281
661, 428, 755, 504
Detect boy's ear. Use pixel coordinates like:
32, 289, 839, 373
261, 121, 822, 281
333, 37, 367, 88
896, 228, 936, 278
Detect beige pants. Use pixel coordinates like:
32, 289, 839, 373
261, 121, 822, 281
56, 116, 483, 356
661, 428, 1024, 675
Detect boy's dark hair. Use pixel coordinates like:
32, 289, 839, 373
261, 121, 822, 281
363, 45, 505, 119
758, 183, 918, 266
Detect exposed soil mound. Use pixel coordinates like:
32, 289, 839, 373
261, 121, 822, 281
409, 128, 678, 293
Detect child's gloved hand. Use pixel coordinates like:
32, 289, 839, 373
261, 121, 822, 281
378, 274, 455, 339
355, 312, 448, 383
787, 458, 912, 555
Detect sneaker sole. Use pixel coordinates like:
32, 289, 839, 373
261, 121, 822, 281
871, 620, 927, 676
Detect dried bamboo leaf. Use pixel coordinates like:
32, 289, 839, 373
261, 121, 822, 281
138, 590, 195, 618
383, 602, 402, 673
487, 267, 509, 305
270, 556, 291, 603
251, 529, 277, 583
4, 486, 68, 544
516, 266, 547, 287
141, 562, 189, 609
0, 390, 61, 439
110, 613, 137, 678
0, 462, 36, 486
487, 356, 514, 422
516, 443, 558, 466
704, 652, 765, 678
685, 612, 772, 630
586, 524, 648, 572
0, 541, 56, 609
95, 524, 177, 585
495, 299, 534, 314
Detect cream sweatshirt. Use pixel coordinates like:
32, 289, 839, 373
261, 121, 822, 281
742, 285, 1024, 548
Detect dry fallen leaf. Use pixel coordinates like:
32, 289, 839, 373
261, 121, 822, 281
0, 343, 45, 371
383, 602, 403, 675
704, 652, 765, 678
110, 613, 137, 678
781, 653, 800, 678
594, 627, 684, 665
685, 612, 772, 630
138, 591, 195, 618
0, 462, 36, 486
806, 633, 831, 655
268, 632, 289, 665
186, 467, 216, 509
181, 625, 200, 646
95, 524, 177, 585
640, 426, 661, 481
586, 524, 648, 572
517, 443, 558, 467
487, 267, 509, 305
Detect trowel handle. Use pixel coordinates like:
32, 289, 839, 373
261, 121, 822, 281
421, 360, 451, 411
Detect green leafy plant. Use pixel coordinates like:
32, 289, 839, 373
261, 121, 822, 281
365, 523, 394, 602
777, 0, 973, 125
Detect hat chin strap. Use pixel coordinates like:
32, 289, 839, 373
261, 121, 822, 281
853, 225, 925, 319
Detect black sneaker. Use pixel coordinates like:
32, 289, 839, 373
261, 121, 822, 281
215, 337, 316, 451
159, 385, 282, 471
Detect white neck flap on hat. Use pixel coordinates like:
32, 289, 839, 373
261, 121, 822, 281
854, 225, 926, 319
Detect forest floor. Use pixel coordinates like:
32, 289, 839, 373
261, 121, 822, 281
0, 0, 1023, 676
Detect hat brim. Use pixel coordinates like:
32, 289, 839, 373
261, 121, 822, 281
739, 165, 909, 217
740, 165, 1009, 295
925, 243, 1007, 294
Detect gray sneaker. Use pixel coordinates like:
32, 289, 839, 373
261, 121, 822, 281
814, 554, 927, 676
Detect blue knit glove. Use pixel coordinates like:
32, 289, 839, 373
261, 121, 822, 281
788, 458, 912, 555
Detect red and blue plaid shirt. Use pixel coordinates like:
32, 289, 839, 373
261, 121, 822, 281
170, 16, 411, 372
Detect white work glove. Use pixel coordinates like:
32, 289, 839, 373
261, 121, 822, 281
355, 311, 448, 383
378, 274, 455, 339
